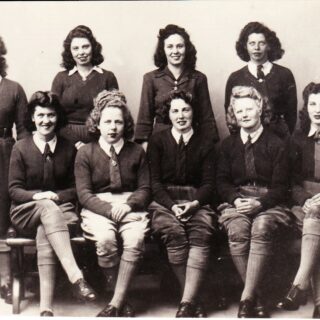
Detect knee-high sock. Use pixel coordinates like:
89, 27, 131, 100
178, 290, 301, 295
231, 254, 248, 283
102, 266, 119, 291
312, 260, 320, 306
39, 264, 55, 313
110, 259, 138, 309
0, 252, 11, 286
241, 253, 269, 301
181, 265, 204, 303
46, 231, 82, 283
170, 263, 186, 295
294, 234, 320, 290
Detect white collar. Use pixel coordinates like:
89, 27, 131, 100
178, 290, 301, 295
33, 133, 57, 154
0, 75, 2, 84
248, 61, 273, 80
240, 125, 264, 144
99, 136, 124, 157
171, 127, 194, 145
308, 123, 320, 137
68, 65, 103, 80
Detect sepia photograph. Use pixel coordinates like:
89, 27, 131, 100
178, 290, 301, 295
1, 0, 320, 318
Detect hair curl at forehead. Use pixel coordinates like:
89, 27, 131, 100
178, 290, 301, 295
86, 89, 134, 140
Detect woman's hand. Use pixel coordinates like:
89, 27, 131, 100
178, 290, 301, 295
171, 204, 184, 217
75, 141, 86, 150
172, 201, 199, 221
234, 198, 261, 215
111, 203, 131, 222
33, 191, 59, 201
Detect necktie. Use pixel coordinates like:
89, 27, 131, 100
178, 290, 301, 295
109, 145, 122, 192
43, 143, 55, 190
176, 135, 187, 184
257, 65, 265, 81
314, 131, 320, 142
244, 135, 257, 180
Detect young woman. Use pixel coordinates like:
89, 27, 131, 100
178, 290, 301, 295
75, 90, 150, 317
148, 90, 217, 317
277, 83, 320, 318
224, 22, 297, 138
135, 24, 219, 149
217, 86, 292, 317
9, 91, 96, 317
52, 25, 118, 149
0, 35, 28, 304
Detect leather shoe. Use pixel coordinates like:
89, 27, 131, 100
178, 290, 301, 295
0, 284, 12, 304
194, 303, 207, 318
121, 302, 135, 317
72, 278, 97, 302
40, 310, 54, 317
255, 305, 270, 318
176, 301, 196, 318
313, 305, 320, 318
238, 299, 255, 318
276, 285, 308, 310
97, 304, 120, 317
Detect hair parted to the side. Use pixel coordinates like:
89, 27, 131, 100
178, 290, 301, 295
154, 24, 197, 70
300, 82, 320, 134
61, 25, 104, 70
236, 21, 284, 62
86, 89, 135, 140
0, 36, 8, 77
226, 86, 272, 133
24, 91, 67, 132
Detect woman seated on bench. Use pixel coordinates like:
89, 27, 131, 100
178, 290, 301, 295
217, 86, 293, 318
277, 82, 320, 318
8, 91, 96, 317
75, 90, 150, 317
147, 90, 218, 318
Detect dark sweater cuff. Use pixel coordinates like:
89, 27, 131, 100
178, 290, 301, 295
227, 192, 241, 205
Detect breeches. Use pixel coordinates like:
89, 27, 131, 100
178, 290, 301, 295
292, 205, 320, 236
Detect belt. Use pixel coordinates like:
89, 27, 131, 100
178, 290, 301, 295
240, 181, 268, 188
0, 128, 12, 138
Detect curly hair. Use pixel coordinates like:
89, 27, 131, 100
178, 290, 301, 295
0, 36, 8, 77
24, 91, 67, 132
61, 25, 104, 70
86, 89, 134, 140
299, 82, 320, 134
226, 86, 272, 133
236, 21, 284, 62
154, 24, 197, 70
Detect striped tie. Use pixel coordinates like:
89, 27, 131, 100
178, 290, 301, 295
109, 145, 122, 192
244, 135, 257, 180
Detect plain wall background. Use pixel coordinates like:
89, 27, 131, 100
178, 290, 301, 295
1, 0, 320, 139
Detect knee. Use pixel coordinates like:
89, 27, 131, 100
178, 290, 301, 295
251, 217, 276, 241
306, 205, 320, 219
96, 233, 118, 256
160, 226, 188, 249
226, 220, 251, 243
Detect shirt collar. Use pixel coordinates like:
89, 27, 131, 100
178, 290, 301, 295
0, 75, 2, 84
308, 123, 320, 137
240, 125, 264, 144
248, 60, 273, 79
68, 65, 103, 80
33, 133, 57, 154
171, 127, 194, 145
99, 136, 124, 157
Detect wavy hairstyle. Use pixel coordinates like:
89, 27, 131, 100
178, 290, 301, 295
226, 86, 272, 133
236, 21, 284, 62
61, 25, 104, 70
0, 36, 8, 77
300, 82, 320, 134
154, 24, 197, 70
24, 91, 67, 132
87, 89, 134, 140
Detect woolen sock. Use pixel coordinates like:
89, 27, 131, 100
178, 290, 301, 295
181, 265, 204, 303
294, 234, 320, 290
102, 266, 119, 291
39, 264, 55, 314
312, 260, 320, 306
0, 252, 11, 286
170, 263, 186, 294
46, 231, 82, 283
241, 253, 269, 301
231, 254, 248, 283
110, 259, 138, 309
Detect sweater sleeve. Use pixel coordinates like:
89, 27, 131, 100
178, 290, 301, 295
51, 72, 64, 98
9, 145, 40, 203
106, 71, 119, 90
135, 73, 155, 142
126, 148, 151, 211
224, 73, 234, 113
147, 136, 175, 210
14, 84, 29, 140
75, 147, 113, 218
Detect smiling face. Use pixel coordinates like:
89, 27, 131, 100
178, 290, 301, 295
246, 33, 269, 64
169, 98, 193, 134
233, 97, 262, 132
308, 93, 320, 126
98, 106, 124, 144
164, 34, 186, 68
32, 106, 57, 141
70, 37, 93, 67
